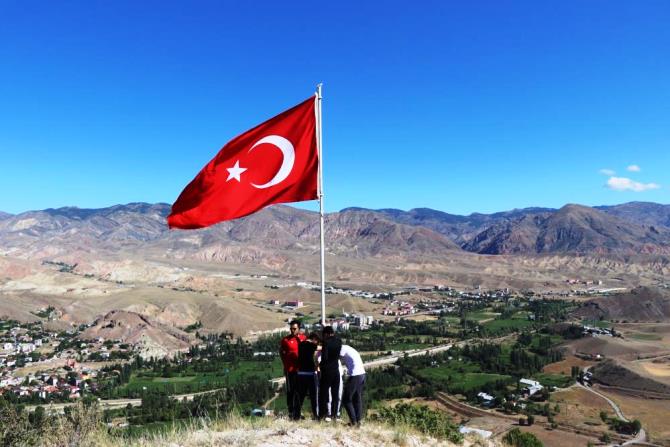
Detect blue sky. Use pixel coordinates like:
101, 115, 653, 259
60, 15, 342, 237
1, 1, 668, 215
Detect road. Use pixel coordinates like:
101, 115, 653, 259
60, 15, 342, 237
576, 382, 648, 446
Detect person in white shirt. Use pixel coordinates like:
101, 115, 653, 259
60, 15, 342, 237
339, 344, 366, 426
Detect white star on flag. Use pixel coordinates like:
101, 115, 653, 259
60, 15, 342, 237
226, 160, 247, 182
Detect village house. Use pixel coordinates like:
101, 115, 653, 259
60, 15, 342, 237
520, 378, 543, 396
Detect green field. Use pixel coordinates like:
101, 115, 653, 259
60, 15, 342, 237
581, 319, 611, 328
533, 373, 574, 388
483, 318, 534, 332
415, 361, 512, 392
116, 359, 283, 395
466, 310, 500, 321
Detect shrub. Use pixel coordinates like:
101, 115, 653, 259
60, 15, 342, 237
374, 403, 463, 444
503, 428, 543, 447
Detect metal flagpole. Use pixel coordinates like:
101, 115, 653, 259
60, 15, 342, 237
316, 83, 326, 326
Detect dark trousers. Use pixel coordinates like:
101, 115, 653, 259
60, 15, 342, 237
294, 372, 318, 420
285, 371, 298, 418
342, 374, 365, 424
318, 368, 340, 419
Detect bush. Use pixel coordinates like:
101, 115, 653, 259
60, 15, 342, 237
374, 404, 463, 444
503, 428, 543, 447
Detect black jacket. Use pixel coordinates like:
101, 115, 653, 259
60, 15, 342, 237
320, 336, 342, 373
298, 340, 318, 372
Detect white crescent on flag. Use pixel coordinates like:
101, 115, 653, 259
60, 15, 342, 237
248, 135, 296, 189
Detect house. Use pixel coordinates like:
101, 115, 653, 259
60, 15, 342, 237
520, 378, 543, 396
284, 300, 304, 308
477, 391, 495, 406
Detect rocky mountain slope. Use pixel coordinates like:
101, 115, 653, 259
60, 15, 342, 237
1, 201, 669, 260
79, 310, 195, 358
0, 203, 461, 262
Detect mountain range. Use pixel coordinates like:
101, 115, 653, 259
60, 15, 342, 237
1, 201, 669, 259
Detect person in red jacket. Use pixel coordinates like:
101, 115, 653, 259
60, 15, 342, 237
280, 319, 306, 419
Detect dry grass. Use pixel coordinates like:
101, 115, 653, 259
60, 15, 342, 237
0, 406, 495, 447
598, 388, 670, 445
542, 355, 595, 375
550, 387, 613, 431
112, 416, 466, 447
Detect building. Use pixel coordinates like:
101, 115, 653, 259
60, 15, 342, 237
477, 391, 494, 406
520, 378, 543, 396
284, 300, 304, 308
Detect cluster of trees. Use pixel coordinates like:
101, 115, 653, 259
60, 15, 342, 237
600, 411, 642, 435
454, 342, 562, 377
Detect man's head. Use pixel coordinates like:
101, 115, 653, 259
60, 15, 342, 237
322, 325, 335, 339
307, 332, 321, 344
289, 320, 301, 336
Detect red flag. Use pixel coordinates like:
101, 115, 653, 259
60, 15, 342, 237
168, 96, 319, 229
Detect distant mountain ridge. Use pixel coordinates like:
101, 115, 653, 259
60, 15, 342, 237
349, 202, 670, 255
0, 201, 669, 259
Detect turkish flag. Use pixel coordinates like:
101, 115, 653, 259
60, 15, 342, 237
168, 96, 319, 229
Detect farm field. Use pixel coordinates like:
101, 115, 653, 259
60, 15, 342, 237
115, 359, 283, 395
415, 361, 512, 393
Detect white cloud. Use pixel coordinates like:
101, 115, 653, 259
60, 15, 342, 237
626, 164, 641, 172
606, 176, 660, 192
599, 168, 615, 176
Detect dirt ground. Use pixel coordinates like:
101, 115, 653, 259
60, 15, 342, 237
597, 386, 670, 446
511, 424, 597, 447
550, 386, 613, 432
628, 357, 670, 386
542, 355, 596, 375
563, 335, 668, 361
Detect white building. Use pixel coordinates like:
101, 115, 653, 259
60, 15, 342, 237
520, 378, 543, 396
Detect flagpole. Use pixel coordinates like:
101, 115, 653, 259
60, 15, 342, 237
316, 83, 326, 326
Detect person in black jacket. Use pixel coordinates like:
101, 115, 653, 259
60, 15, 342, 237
294, 332, 320, 420
318, 326, 342, 421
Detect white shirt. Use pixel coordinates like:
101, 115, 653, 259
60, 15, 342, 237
339, 344, 365, 376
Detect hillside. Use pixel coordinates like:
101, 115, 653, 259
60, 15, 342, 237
571, 286, 670, 322
598, 202, 670, 229
2, 202, 670, 260
0, 408, 490, 447
0, 203, 462, 262
462, 204, 670, 255
79, 310, 195, 358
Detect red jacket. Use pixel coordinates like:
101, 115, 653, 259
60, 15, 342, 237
280, 333, 306, 373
